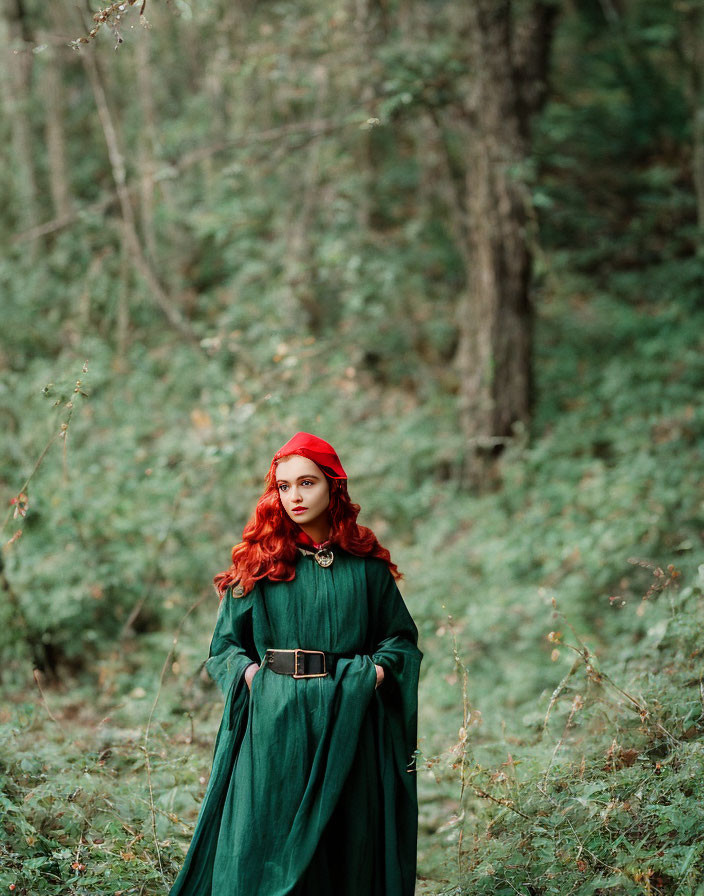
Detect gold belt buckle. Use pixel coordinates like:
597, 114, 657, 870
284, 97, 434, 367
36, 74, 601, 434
293, 648, 327, 679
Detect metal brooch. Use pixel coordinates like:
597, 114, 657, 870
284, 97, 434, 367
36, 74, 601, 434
314, 548, 334, 568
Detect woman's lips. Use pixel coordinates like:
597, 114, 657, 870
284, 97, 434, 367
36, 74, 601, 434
292, 507, 308, 514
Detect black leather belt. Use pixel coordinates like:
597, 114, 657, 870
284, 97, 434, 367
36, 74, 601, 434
263, 648, 348, 678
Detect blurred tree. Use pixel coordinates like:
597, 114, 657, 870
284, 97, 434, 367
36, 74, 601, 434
134, 22, 158, 266
674, 0, 704, 236
1, 0, 40, 236
40, 38, 73, 221
80, 42, 201, 349
448, 0, 557, 481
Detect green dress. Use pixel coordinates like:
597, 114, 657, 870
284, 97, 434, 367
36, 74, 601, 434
169, 548, 422, 896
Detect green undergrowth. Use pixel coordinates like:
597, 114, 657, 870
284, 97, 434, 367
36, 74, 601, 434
1, 566, 702, 895
0, 693, 203, 894
3, 0, 704, 890
1, 286, 703, 894
417, 568, 704, 895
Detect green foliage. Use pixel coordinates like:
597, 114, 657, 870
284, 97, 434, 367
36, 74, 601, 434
426, 572, 704, 895
2, 274, 703, 892
0, 694, 197, 895
2, 0, 704, 893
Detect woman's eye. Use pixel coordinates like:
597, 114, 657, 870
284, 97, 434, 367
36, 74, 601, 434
278, 484, 288, 491
301, 479, 313, 486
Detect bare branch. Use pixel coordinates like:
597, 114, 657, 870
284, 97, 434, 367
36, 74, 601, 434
81, 48, 200, 346
13, 118, 349, 244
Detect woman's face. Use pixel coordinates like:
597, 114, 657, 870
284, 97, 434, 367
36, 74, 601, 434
275, 455, 330, 534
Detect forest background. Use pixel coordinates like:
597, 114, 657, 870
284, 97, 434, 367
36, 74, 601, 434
1, 0, 704, 893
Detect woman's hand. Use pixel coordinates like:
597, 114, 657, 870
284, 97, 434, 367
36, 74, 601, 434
245, 662, 260, 691
374, 663, 385, 689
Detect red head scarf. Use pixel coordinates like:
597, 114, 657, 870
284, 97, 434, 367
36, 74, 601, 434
272, 432, 347, 480
213, 431, 401, 596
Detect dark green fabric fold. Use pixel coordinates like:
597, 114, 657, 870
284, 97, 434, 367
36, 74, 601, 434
169, 550, 422, 896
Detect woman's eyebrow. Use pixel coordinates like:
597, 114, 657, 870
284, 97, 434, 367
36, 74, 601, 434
276, 474, 320, 484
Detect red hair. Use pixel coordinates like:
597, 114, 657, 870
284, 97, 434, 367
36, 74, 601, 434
214, 464, 401, 597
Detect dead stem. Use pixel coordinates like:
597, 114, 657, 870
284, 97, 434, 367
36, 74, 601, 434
143, 592, 209, 883
542, 693, 584, 789
33, 669, 66, 735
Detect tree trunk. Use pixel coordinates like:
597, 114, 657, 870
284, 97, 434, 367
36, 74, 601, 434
41, 38, 73, 220
135, 24, 158, 265
282, 65, 328, 331
350, 0, 389, 235
677, 3, 704, 237
456, 0, 555, 482
460, 10, 533, 449
80, 47, 201, 348
693, 107, 704, 235
1, 0, 40, 235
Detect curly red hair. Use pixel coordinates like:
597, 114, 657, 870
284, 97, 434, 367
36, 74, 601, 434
214, 463, 401, 597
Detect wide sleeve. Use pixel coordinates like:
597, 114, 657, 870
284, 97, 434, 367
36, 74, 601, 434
204, 584, 258, 699
367, 561, 423, 767
366, 561, 422, 896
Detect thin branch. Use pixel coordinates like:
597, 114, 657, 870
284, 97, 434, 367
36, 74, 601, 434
542, 656, 581, 732
143, 592, 210, 882
542, 693, 584, 789
12, 117, 352, 245
80, 48, 200, 348
472, 785, 531, 820
424, 109, 471, 269
120, 489, 183, 639
2, 364, 88, 535
33, 668, 66, 733
0, 555, 32, 649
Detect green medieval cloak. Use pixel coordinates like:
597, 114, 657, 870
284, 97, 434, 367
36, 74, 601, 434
168, 548, 422, 896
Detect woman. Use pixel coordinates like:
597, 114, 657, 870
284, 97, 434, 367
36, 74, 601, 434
169, 432, 422, 896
